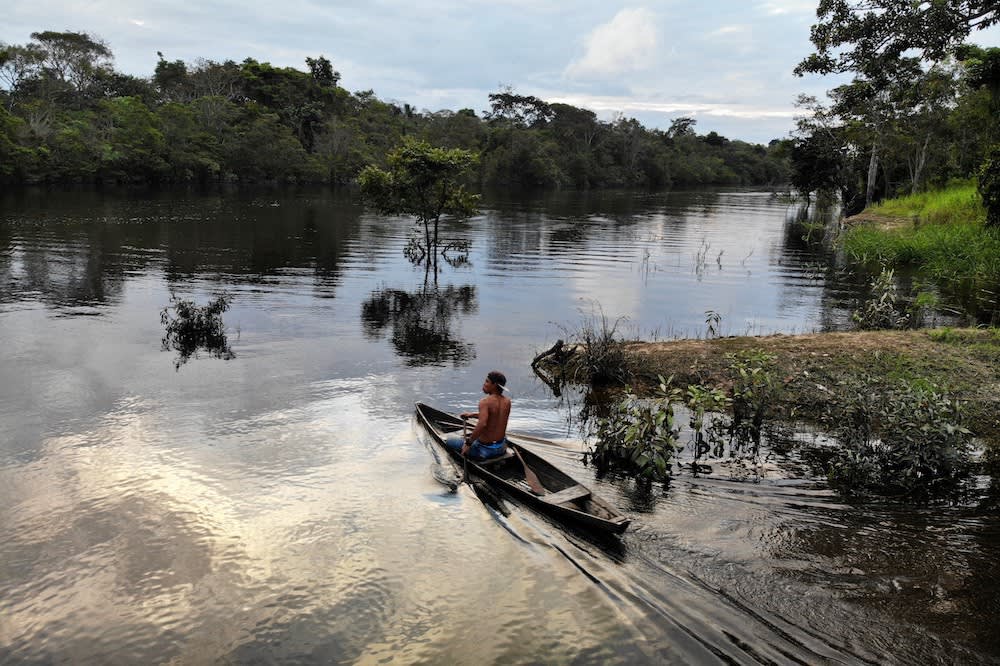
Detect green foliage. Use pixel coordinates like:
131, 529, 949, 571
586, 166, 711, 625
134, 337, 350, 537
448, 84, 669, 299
155, 102, 220, 180
99, 96, 168, 181
2, 30, 794, 188
590, 376, 682, 483
796, 1, 999, 77
980, 144, 1000, 228
160, 293, 235, 369
842, 184, 1000, 317
0, 107, 37, 178
908, 288, 941, 328
871, 181, 985, 224
46, 114, 102, 179
727, 349, 781, 452
790, 131, 845, 199
828, 378, 973, 499
685, 384, 730, 458
359, 138, 479, 254
225, 112, 320, 182
927, 326, 1000, 345
852, 267, 910, 330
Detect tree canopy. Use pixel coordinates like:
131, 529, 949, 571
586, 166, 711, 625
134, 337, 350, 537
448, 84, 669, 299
0, 29, 790, 189
796, 0, 1000, 77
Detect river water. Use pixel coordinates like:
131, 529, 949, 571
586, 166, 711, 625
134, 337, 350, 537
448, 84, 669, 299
1, 187, 997, 664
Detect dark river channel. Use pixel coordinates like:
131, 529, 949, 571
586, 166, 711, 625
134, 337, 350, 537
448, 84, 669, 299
1, 187, 998, 664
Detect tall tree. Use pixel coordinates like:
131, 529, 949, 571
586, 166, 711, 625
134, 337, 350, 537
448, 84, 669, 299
306, 56, 340, 88
30, 31, 112, 94
0, 43, 45, 110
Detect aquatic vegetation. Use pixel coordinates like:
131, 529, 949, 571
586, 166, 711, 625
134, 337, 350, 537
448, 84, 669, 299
590, 376, 681, 483
359, 138, 480, 273
704, 310, 722, 338
685, 383, 730, 459
160, 293, 235, 369
569, 310, 633, 386
827, 377, 973, 499
591, 351, 783, 484
851, 267, 910, 330
727, 349, 782, 455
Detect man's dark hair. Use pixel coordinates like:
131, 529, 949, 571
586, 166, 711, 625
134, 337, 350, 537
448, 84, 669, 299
487, 370, 506, 390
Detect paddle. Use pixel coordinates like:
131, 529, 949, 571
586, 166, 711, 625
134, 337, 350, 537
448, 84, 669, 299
513, 446, 547, 496
461, 417, 470, 484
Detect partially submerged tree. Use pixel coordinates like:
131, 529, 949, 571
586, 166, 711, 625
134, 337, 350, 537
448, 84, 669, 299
358, 138, 479, 270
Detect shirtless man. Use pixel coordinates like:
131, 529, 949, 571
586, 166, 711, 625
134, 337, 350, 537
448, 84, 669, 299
445, 370, 511, 460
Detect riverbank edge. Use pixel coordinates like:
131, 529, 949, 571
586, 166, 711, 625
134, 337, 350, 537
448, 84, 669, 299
548, 328, 1000, 449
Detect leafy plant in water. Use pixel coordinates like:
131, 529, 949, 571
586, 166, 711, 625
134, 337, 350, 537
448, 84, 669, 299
907, 284, 940, 328
726, 349, 781, 456
704, 310, 722, 338
161, 292, 235, 369
590, 375, 682, 482
852, 266, 910, 330
828, 377, 973, 499
686, 384, 730, 459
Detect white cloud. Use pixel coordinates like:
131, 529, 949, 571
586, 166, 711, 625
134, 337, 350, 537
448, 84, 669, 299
546, 93, 798, 120
757, 1, 817, 15
711, 25, 749, 36
565, 8, 658, 80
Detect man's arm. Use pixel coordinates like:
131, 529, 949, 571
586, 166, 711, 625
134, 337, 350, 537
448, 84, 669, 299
467, 398, 490, 442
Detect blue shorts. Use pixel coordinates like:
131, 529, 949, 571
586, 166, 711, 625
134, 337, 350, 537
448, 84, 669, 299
445, 435, 506, 460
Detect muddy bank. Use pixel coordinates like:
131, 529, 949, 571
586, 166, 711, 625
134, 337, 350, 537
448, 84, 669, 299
547, 328, 1000, 448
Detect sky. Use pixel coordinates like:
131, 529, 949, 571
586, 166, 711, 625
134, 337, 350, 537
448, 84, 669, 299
5, 1, 1000, 144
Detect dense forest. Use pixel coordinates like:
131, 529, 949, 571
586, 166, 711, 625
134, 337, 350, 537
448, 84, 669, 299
0, 30, 789, 189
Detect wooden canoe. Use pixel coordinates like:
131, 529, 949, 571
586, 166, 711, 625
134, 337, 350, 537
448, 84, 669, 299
415, 402, 630, 535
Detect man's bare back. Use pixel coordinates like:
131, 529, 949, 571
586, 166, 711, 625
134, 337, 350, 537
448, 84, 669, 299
475, 393, 510, 444
460, 371, 511, 454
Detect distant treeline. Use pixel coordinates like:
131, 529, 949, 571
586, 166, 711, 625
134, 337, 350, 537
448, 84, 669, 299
0, 31, 790, 188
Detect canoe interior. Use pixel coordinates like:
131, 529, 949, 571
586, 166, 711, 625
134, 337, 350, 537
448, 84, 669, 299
416, 403, 630, 532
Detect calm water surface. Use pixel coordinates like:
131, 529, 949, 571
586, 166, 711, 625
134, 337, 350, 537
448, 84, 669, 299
1, 187, 997, 664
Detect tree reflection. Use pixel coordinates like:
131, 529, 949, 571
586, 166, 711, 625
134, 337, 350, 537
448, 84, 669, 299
361, 284, 477, 366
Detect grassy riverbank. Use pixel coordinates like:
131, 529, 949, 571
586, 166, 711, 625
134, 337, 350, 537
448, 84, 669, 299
840, 183, 999, 316
619, 328, 1000, 448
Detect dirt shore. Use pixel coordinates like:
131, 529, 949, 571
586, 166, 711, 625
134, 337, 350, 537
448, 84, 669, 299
615, 328, 1000, 446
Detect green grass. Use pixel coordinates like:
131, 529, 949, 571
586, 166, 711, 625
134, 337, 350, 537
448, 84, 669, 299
842, 184, 1000, 309
869, 181, 985, 226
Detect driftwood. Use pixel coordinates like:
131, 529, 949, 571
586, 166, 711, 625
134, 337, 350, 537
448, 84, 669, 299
531, 339, 572, 368
531, 339, 576, 398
